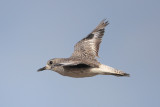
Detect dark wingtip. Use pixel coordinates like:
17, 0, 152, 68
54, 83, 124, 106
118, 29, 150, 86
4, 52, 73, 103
101, 19, 109, 26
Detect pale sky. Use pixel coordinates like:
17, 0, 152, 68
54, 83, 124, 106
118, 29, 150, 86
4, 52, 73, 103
0, 0, 160, 107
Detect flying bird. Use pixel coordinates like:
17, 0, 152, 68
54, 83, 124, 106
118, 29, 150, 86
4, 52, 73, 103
38, 19, 130, 78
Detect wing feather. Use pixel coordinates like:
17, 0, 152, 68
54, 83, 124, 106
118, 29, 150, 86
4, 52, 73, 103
52, 58, 100, 68
70, 19, 109, 59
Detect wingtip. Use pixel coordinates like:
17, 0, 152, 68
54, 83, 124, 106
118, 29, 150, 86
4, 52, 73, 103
101, 19, 109, 26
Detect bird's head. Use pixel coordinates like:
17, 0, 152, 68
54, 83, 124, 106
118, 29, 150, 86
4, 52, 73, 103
37, 59, 55, 72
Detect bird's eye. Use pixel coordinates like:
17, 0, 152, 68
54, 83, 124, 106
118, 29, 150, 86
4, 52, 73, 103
49, 61, 53, 65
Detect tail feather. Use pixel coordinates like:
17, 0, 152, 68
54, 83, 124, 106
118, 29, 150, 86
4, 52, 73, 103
112, 70, 130, 77
98, 64, 130, 77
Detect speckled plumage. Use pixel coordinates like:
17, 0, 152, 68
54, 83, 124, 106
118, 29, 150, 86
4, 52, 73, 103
38, 19, 130, 78
71, 19, 108, 60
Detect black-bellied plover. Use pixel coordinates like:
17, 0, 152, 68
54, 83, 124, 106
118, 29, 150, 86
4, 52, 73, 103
38, 19, 130, 78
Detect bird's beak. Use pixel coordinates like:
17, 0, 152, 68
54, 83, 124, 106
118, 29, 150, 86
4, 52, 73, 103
37, 66, 46, 72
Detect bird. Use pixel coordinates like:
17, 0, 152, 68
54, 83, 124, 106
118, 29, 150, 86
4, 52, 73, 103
38, 19, 130, 78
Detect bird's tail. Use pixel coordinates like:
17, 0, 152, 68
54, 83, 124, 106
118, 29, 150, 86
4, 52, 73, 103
110, 70, 130, 77
98, 64, 130, 77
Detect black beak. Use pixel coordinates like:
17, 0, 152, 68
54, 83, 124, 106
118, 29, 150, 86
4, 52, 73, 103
37, 66, 46, 72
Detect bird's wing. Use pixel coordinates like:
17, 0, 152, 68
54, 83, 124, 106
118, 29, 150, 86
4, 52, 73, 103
54, 61, 81, 67
70, 19, 109, 60
53, 58, 100, 68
